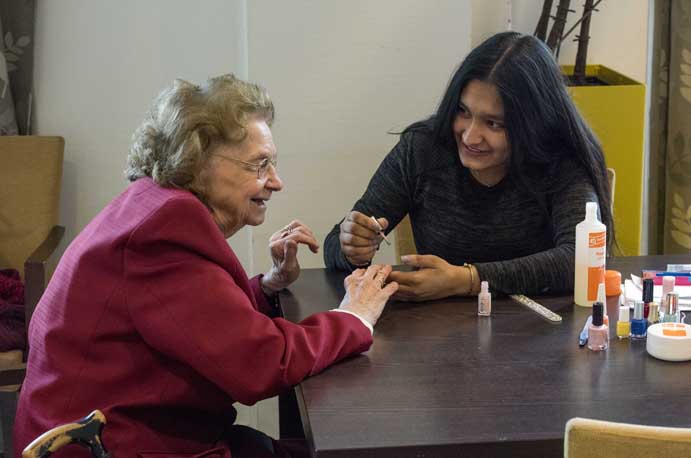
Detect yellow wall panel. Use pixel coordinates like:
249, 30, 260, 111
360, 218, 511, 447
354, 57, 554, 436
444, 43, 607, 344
563, 65, 646, 255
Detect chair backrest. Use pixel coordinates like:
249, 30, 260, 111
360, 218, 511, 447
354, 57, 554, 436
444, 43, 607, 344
607, 167, 615, 212
0, 136, 64, 275
22, 410, 110, 458
393, 215, 417, 263
393, 167, 618, 264
565, 417, 691, 458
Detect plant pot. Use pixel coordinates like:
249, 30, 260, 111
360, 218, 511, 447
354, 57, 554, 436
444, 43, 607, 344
562, 64, 646, 256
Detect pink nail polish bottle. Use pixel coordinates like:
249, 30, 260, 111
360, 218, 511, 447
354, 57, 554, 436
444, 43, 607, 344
478, 281, 491, 316
588, 301, 609, 351
661, 276, 675, 313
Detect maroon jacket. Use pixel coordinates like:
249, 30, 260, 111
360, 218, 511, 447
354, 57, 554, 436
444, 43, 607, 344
14, 177, 371, 458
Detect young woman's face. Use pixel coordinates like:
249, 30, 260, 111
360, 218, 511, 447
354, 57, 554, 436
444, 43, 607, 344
452, 80, 511, 186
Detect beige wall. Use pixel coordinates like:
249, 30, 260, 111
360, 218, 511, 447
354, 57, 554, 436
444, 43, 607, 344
34, 0, 254, 267
247, 0, 472, 274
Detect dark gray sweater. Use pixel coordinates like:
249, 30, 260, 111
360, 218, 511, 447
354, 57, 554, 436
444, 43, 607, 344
324, 129, 599, 295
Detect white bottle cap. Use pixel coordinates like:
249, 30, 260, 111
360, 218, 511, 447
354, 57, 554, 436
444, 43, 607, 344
596, 283, 606, 305
585, 202, 599, 221
480, 281, 489, 293
662, 276, 676, 295
618, 305, 630, 321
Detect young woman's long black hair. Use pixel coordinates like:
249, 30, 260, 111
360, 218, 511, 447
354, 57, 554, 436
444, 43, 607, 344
406, 32, 615, 251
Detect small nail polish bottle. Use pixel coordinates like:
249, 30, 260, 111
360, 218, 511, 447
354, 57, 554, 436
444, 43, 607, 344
631, 300, 647, 339
478, 281, 491, 316
648, 302, 660, 326
616, 305, 630, 339
661, 276, 675, 312
642, 278, 654, 319
661, 292, 681, 323
588, 302, 609, 351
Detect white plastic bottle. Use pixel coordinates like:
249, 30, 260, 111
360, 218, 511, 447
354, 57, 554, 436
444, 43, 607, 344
574, 202, 606, 307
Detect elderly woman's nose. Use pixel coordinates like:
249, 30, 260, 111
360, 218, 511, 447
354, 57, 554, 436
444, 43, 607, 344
266, 166, 283, 190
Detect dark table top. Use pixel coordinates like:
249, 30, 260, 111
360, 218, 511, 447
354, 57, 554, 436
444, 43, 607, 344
279, 255, 691, 458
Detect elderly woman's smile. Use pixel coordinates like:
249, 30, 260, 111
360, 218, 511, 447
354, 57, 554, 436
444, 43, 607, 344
205, 117, 283, 238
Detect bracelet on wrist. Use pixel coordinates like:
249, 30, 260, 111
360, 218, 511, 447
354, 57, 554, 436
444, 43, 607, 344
462, 263, 475, 296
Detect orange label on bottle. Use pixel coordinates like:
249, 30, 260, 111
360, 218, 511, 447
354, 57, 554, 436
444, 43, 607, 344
587, 266, 605, 301
589, 232, 606, 248
662, 324, 687, 337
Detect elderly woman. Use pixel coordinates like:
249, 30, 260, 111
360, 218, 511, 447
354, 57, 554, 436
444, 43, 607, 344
14, 75, 398, 458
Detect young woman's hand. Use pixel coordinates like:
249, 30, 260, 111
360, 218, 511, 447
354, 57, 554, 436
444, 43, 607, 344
387, 255, 473, 302
339, 211, 388, 266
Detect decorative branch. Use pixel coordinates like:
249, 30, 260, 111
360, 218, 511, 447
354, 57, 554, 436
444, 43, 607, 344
534, 0, 554, 41
546, 0, 572, 51
573, 0, 597, 83
559, 0, 604, 45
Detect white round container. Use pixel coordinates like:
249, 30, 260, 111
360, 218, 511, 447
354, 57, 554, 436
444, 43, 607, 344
646, 323, 691, 362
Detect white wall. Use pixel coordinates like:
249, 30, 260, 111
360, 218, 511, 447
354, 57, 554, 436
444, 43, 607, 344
247, 0, 472, 274
34, 0, 254, 267
474, 0, 649, 83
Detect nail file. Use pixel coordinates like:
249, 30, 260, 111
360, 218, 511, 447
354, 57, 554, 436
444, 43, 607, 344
510, 294, 562, 323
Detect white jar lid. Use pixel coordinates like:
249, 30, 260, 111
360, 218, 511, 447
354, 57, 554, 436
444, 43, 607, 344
646, 323, 691, 362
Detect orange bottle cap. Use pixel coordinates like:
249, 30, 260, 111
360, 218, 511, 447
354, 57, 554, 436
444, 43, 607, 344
605, 270, 622, 296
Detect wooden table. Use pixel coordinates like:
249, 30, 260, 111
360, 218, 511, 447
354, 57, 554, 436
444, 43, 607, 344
279, 255, 691, 457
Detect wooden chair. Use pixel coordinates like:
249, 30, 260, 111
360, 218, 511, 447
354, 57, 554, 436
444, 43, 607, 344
393, 214, 417, 264
0, 136, 65, 358
393, 167, 617, 263
607, 167, 615, 212
0, 136, 65, 458
22, 410, 110, 458
565, 417, 691, 457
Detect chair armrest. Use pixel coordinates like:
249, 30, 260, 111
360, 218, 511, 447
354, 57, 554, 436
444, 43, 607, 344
26, 225, 65, 267
0, 365, 25, 386
24, 225, 65, 349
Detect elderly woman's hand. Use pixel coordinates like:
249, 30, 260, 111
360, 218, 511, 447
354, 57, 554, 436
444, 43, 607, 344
261, 220, 320, 295
339, 211, 389, 266
339, 264, 398, 326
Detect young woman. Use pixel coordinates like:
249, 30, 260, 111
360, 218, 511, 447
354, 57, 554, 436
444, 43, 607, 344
324, 31, 613, 301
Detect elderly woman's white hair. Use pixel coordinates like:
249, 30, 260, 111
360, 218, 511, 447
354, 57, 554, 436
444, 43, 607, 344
126, 74, 274, 199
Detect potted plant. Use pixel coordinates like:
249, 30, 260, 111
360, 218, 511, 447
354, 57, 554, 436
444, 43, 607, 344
535, 0, 646, 256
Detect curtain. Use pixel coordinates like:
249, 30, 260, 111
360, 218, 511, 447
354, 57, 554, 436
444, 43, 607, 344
0, 0, 35, 135
648, 0, 691, 254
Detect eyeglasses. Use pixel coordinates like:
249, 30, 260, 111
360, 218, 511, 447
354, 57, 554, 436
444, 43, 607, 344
213, 155, 278, 179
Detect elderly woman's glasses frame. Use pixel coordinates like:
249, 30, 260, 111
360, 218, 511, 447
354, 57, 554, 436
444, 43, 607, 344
213, 155, 278, 180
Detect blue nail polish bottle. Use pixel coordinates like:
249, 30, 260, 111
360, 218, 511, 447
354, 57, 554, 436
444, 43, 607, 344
630, 300, 647, 339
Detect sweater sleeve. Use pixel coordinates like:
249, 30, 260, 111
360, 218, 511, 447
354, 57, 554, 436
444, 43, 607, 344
125, 196, 373, 406
474, 167, 599, 295
324, 132, 416, 270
